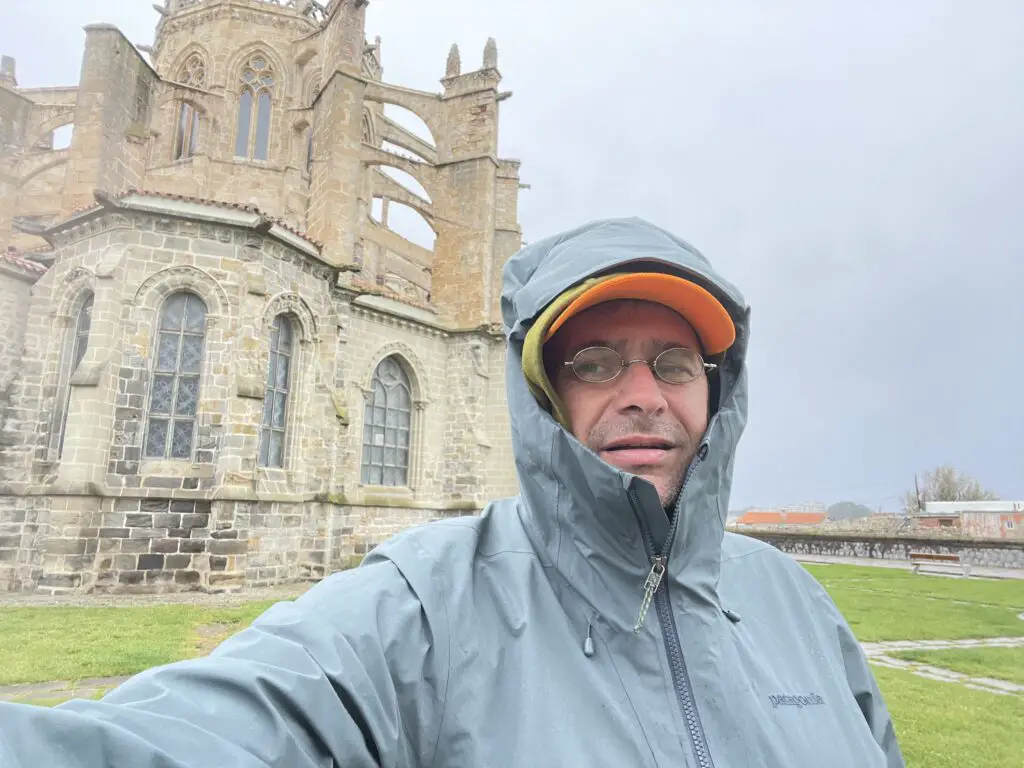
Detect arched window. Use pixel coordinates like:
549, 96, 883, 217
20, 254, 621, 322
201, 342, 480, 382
258, 315, 294, 468
361, 356, 412, 487
235, 54, 275, 161
173, 53, 205, 161
51, 293, 93, 458
144, 292, 207, 460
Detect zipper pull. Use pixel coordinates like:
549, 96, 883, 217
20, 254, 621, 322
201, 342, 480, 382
633, 556, 667, 633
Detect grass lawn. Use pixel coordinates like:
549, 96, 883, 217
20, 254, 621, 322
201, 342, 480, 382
2, 564, 1023, 766
803, 564, 1024, 642
889, 646, 1024, 686
873, 664, 1024, 768
0, 602, 276, 686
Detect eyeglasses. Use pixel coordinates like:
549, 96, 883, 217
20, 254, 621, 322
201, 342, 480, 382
563, 346, 716, 385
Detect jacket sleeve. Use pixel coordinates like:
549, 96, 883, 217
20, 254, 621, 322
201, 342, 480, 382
834, 614, 905, 768
0, 558, 449, 768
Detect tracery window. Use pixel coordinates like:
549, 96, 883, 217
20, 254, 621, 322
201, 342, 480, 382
144, 292, 207, 460
173, 54, 206, 161
361, 356, 412, 486
235, 54, 275, 161
51, 293, 93, 458
258, 315, 294, 468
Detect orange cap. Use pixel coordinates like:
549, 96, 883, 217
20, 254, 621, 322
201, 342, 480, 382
543, 272, 736, 355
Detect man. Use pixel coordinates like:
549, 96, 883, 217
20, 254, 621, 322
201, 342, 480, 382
0, 217, 903, 767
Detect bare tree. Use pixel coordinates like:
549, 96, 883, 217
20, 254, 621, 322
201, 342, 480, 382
902, 465, 999, 514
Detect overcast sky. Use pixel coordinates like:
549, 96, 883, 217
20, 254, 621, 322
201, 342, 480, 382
2, 0, 1021, 510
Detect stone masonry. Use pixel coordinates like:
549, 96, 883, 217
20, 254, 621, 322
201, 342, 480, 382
0, 0, 525, 593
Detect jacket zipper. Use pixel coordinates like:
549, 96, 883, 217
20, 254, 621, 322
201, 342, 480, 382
628, 439, 716, 768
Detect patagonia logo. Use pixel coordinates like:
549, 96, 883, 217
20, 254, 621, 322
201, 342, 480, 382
768, 693, 825, 710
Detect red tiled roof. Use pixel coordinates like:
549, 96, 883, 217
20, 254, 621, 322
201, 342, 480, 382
2, 247, 48, 275
116, 188, 324, 249
737, 511, 785, 525
65, 188, 323, 249
735, 510, 827, 526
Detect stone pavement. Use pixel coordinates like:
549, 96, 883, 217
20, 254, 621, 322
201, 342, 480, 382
791, 553, 1024, 580
3, 635, 1022, 705
0, 583, 311, 608
863, 636, 1024, 697
0, 676, 128, 704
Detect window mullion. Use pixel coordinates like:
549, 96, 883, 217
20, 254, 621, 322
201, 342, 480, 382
248, 88, 258, 159
168, 329, 184, 459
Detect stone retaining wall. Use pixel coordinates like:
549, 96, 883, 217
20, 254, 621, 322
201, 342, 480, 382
740, 530, 1024, 570
1, 492, 475, 594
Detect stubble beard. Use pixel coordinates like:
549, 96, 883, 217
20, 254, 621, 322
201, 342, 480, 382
586, 415, 695, 510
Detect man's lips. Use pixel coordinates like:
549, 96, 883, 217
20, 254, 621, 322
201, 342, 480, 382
599, 436, 677, 466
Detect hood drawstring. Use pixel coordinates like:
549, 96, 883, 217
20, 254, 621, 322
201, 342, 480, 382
583, 618, 596, 657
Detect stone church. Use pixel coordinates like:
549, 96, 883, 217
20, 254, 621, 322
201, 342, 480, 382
0, 0, 524, 594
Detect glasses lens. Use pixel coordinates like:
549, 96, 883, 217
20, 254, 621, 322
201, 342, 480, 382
572, 347, 622, 383
654, 348, 704, 383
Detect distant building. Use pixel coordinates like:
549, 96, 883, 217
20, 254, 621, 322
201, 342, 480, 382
918, 501, 1023, 540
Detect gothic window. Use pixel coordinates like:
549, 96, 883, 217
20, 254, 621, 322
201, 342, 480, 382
144, 292, 207, 460
258, 315, 294, 468
235, 54, 275, 161
173, 54, 205, 161
51, 293, 93, 458
361, 356, 412, 487
174, 104, 200, 160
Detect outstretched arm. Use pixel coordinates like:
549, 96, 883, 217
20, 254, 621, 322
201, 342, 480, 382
0, 559, 448, 768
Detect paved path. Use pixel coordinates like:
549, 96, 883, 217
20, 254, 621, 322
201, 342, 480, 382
792, 553, 1024, 580
0, 583, 311, 608
3, 636, 1022, 705
863, 636, 1024, 697
0, 676, 129, 704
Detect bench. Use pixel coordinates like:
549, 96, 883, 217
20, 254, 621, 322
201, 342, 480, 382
909, 551, 972, 578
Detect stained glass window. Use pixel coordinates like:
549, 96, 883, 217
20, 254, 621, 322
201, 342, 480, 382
361, 356, 412, 486
52, 294, 93, 458
258, 315, 294, 468
235, 55, 274, 160
144, 292, 206, 460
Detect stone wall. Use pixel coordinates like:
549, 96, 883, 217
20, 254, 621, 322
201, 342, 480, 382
0, 201, 519, 593
0, 267, 34, 404
0, 1, 525, 594
60, 25, 156, 216
742, 530, 1024, 570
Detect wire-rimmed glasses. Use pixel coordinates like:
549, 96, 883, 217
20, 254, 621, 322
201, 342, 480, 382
563, 346, 716, 385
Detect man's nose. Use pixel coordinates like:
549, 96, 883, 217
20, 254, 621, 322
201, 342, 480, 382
614, 361, 669, 414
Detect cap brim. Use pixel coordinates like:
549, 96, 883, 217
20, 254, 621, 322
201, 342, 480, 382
543, 272, 736, 355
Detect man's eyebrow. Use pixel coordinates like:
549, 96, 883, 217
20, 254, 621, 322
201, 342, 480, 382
567, 339, 620, 355
650, 338, 697, 351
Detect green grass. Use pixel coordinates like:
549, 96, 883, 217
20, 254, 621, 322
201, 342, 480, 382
803, 564, 1024, 642
873, 664, 1024, 768
0, 602, 276, 686
889, 647, 1024, 686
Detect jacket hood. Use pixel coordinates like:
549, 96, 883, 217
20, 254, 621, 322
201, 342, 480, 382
500, 217, 751, 629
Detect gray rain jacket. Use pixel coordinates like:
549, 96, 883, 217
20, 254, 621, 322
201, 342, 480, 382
0, 217, 903, 767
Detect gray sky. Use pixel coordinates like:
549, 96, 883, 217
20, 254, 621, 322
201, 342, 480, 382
2, 0, 1021, 510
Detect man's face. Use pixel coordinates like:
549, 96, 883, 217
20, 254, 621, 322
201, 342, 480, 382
547, 300, 710, 508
